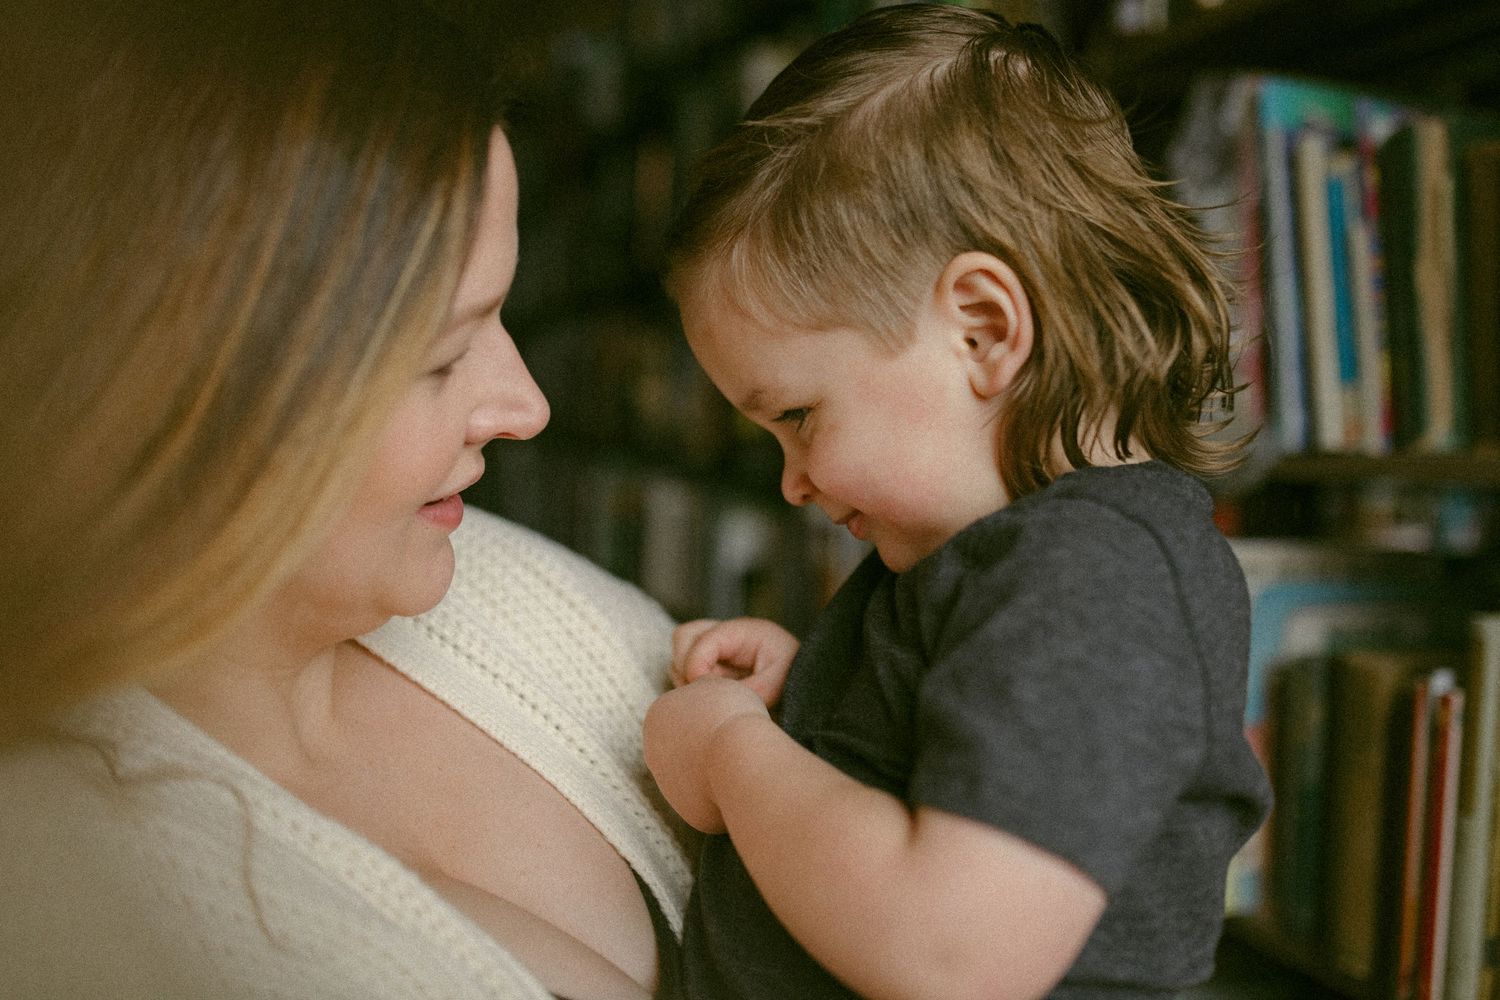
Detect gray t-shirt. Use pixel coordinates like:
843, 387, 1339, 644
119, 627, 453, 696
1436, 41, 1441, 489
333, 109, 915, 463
676, 461, 1271, 999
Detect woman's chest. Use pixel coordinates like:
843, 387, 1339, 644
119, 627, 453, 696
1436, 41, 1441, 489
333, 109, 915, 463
296, 650, 657, 995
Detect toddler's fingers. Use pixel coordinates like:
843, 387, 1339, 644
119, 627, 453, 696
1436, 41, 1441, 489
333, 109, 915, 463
671, 619, 720, 686
739, 668, 785, 707
678, 634, 737, 684
681, 618, 786, 683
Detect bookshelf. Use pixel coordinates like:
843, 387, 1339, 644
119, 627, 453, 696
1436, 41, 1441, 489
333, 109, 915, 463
1068, 1, 1500, 997
476, 1, 1500, 998
1271, 453, 1500, 491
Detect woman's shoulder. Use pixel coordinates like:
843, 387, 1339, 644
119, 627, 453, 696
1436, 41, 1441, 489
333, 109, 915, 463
0, 732, 552, 1000
450, 508, 669, 625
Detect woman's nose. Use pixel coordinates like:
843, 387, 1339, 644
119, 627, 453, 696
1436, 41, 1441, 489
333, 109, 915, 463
467, 328, 550, 445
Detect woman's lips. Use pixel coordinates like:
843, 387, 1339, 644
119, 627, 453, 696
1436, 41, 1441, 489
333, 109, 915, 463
419, 493, 464, 531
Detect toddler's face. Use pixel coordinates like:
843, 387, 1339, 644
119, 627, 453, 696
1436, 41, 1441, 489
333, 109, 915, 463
680, 292, 1010, 572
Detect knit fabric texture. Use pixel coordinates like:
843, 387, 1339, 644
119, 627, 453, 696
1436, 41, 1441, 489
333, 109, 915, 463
0, 508, 689, 999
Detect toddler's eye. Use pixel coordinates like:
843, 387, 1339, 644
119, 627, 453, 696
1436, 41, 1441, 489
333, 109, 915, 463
773, 407, 810, 430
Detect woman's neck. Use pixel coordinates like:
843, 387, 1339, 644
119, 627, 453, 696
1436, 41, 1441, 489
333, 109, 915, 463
149, 610, 350, 786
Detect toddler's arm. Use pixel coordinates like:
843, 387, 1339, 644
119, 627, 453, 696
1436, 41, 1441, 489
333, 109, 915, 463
643, 680, 1107, 1000
670, 617, 799, 707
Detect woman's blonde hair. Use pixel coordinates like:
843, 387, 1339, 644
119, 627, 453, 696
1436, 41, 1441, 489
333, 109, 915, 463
668, 3, 1244, 497
0, 0, 501, 740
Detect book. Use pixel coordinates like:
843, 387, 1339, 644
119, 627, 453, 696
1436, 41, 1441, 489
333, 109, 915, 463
1412, 117, 1459, 455
1380, 115, 1459, 452
1440, 110, 1500, 452
1391, 671, 1443, 1000
1324, 147, 1365, 451
1347, 160, 1388, 456
1235, 538, 1450, 740
1249, 76, 1404, 456
1380, 121, 1427, 450
1324, 648, 1449, 983
1294, 126, 1347, 452
1462, 141, 1500, 452
1226, 538, 1450, 917
1352, 96, 1406, 453
1266, 654, 1333, 945
1255, 76, 1367, 456
1259, 107, 1310, 453
1447, 613, 1500, 1000
1418, 678, 1464, 1000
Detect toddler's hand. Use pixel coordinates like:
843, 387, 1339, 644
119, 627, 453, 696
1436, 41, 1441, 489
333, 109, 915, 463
644, 676, 770, 833
670, 617, 800, 707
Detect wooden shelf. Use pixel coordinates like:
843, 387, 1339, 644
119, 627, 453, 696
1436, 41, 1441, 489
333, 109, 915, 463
1269, 451, 1500, 489
1082, 0, 1500, 109
1214, 916, 1368, 999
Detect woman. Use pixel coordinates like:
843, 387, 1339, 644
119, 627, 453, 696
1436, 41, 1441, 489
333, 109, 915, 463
0, 2, 689, 997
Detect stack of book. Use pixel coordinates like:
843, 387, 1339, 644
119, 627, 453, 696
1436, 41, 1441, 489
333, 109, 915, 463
1228, 536, 1500, 1000
1168, 74, 1500, 461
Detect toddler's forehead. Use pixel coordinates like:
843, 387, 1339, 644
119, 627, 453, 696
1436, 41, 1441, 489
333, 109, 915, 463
679, 272, 791, 332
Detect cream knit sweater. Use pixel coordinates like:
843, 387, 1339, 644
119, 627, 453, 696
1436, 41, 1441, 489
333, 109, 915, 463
0, 509, 692, 999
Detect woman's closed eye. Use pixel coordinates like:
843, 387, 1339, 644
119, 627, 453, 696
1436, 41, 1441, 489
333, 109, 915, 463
427, 359, 461, 380
426, 345, 471, 382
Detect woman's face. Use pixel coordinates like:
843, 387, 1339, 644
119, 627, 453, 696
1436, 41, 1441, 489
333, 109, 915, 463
284, 130, 548, 640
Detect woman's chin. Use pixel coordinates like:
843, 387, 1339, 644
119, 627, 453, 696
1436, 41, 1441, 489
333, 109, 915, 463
382, 542, 458, 620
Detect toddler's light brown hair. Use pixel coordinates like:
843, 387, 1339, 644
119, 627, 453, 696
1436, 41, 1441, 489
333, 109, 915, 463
668, 3, 1244, 498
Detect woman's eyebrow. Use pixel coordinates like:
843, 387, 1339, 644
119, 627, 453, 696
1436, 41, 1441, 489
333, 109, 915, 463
450, 291, 505, 328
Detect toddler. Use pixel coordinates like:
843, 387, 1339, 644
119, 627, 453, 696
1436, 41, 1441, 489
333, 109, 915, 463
643, 6, 1271, 999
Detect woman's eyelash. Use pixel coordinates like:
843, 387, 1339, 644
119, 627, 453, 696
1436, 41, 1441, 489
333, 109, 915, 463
428, 354, 465, 379
773, 407, 810, 429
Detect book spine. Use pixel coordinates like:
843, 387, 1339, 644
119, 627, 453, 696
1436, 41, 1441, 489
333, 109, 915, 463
1268, 656, 1332, 945
1260, 117, 1310, 453
1413, 117, 1458, 452
1326, 150, 1365, 450
1325, 652, 1414, 980
1347, 159, 1388, 455
1449, 615, 1500, 1000
1397, 672, 1438, 1000
1294, 127, 1345, 452
1464, 143, 1500, 450
1419, 680, 1464, 1000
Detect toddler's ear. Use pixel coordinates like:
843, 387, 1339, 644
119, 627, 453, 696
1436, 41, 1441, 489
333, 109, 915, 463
934, 251, 1034, 400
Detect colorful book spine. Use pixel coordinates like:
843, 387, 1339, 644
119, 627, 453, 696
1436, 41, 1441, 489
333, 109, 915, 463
1256, 82, 1310, 453
1325, 148, 1365, 450
1395, 671, 1440, 1000
1418, 677, 1464, 1000
1294, 126, 1345, 452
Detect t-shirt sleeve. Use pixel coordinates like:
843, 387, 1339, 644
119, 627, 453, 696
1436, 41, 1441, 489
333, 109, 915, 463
906, 497, 1206, 896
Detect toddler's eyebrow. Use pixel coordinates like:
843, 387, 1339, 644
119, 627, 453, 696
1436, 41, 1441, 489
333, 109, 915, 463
738, 388, 766, 415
